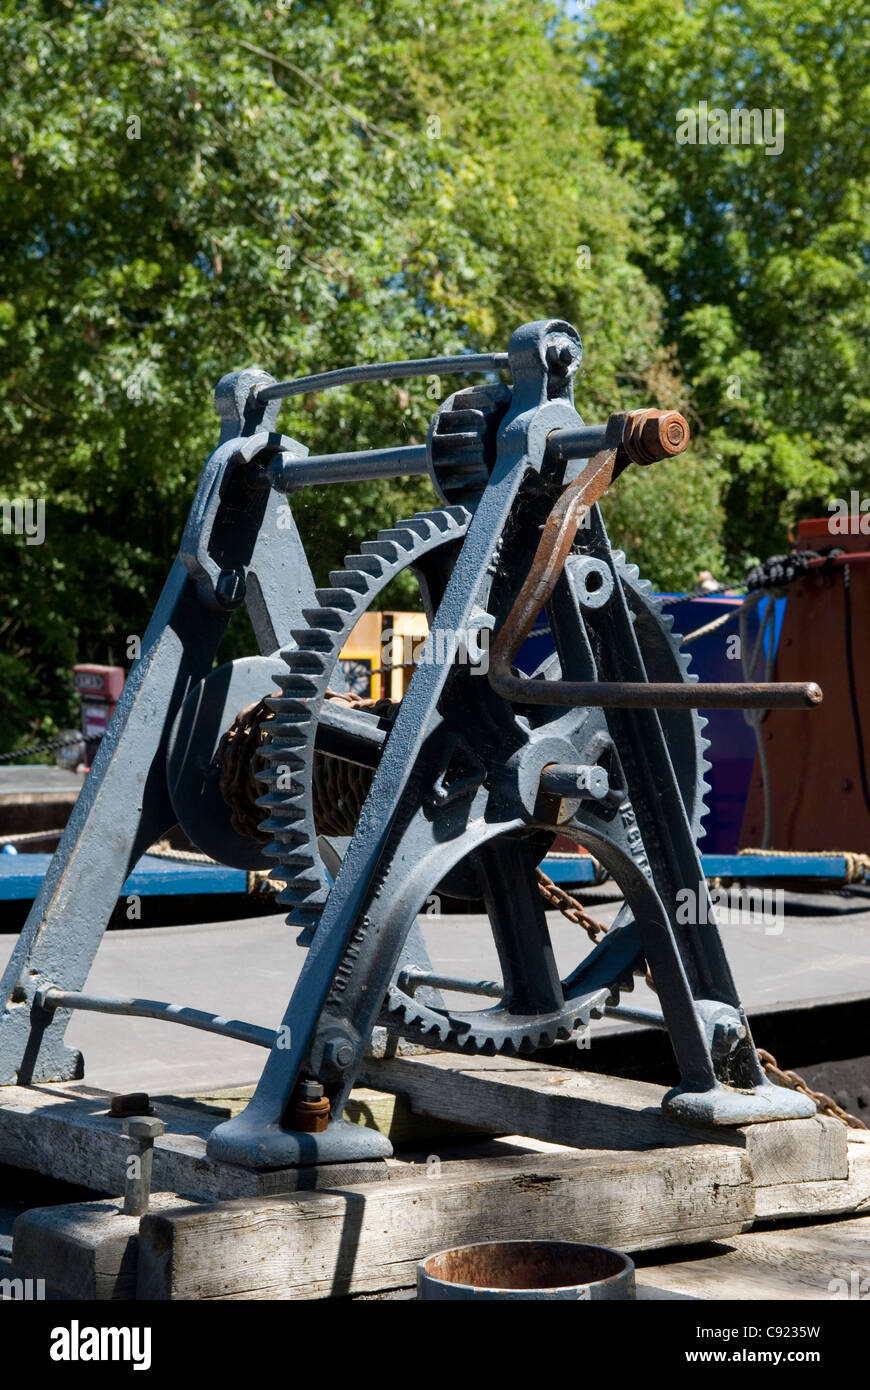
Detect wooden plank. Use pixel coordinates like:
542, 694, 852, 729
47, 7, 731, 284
137, 1143, 754, 1300
12, 1194, 184, 1301
168, 1084, 497, 1146
0, 1083, 387, 1201
360, 1052, 848, 1192
739, 1114, 847, 1185
754, 1134, 870, 1221
360, 1052, 726, 1152
636, 1213, 870, 1301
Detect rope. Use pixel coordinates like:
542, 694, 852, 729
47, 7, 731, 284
145, 840, 216, 865
746, 547, 843, 592
681, 591, 760, 645
0, 827, 66, 847
739, 847, 870, 884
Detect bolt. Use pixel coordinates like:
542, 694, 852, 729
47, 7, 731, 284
545, 337, 581, 380
215, 568, 246, 610
123, 1115, 165, 1216
710, 1018, 747, 1059
622, 409, 690, 466
292, 1078, 331, 1133
324, 1039, 355, 1071
298, 1078, 324, 1101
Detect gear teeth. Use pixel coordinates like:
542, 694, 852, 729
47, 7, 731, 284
316, 586, 359, 610
329, 570, 372, 593
360, 540, 402, 563
274, 674, 319, 695
302, 606, 346, 631
374, 527, 421, 549
261, 507, 471, 942
255, 751, 305, 775
393, 516, 435, 540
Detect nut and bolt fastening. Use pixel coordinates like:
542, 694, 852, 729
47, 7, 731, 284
292, 1078, 331, 1133
622, 409, 690, 466
324, 1039, 355, 1071
123, 1115, 165, 1216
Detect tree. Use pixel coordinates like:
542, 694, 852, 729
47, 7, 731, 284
584, 0, 870, 569
0, 0, 711, 748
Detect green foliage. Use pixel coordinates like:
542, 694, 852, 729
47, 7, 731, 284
5, 0, 862, 749
0, 0, 676, 747
584, 0, 870, 564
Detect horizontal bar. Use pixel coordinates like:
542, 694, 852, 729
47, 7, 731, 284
257, 353, 510, 404
35, 989, 276, 1050
489, 674, 823, 710
316, 700, 386, 768
703, 854, 856, 879
539, 763, 608, 800
546, 423, 610, 463
604, 1005, 665, 1029
269, 444, 429, 491
398, 970, 502, 998
542, 852, 857, 884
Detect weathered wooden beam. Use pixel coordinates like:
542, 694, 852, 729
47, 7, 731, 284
359, 1052, 849, 1186
0, 1083, 387, 1201
136, 1143, 754, 1300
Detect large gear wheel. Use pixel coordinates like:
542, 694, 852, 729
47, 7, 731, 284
257, 506, 472, 936
261, 516, 710, 1055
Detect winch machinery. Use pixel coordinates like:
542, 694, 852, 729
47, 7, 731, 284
0, 319, 821, 1171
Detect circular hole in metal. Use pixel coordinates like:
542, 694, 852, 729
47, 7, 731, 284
419, 1239, 635, 1299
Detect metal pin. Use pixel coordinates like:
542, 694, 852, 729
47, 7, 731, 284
123, 1115, 165, 1216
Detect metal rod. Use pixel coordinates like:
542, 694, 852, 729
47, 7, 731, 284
503, 680, 822, 710
546, 424, 610, 463
604, 1005, 666, 1029
123, 1117, 165, 1216
257, 353, 511, 404
317, 700, 387, 768
269, 444, 429, 492
36, 989, 276, 1049
398, 970, 502, 998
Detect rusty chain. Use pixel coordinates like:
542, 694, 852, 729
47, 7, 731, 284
534, 867, 611, 943
757, 1048, 868, 1131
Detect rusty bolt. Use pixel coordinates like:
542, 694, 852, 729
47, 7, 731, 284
292, 1078, 330, 1133
622, 409, 690, 466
